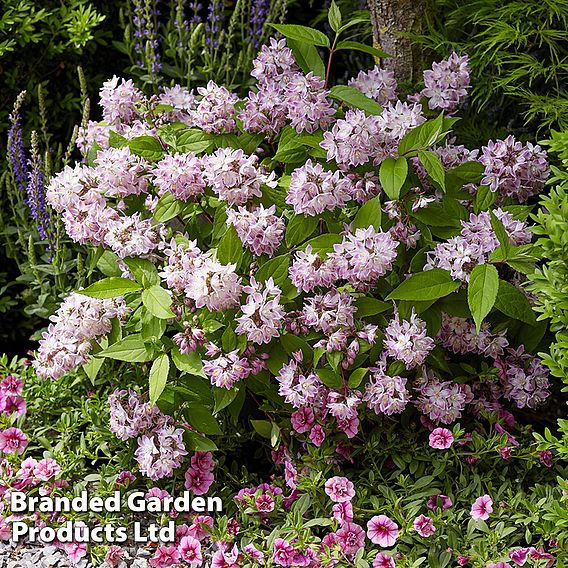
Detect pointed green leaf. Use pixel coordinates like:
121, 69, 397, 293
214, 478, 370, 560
330, 85, 383, 115
494, 280, 536, 325
269, 24, 330, 48
387, 268, 460, 301
379, 156, 408, 200
142, 285, 175, 319
353, 196, 382, 230
149, 354, 170, 405
79, 277, 141, 299
468, 264, 499, 332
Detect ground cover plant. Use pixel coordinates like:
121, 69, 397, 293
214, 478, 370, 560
1, 2, 568, 567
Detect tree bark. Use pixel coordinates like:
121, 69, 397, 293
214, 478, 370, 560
368, 0, 429, 83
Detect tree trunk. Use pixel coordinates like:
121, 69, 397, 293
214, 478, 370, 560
367, 0, 429, 83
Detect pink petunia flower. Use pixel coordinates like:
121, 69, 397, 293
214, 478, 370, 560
149, 546, 181, 568
487, 563, 512, 568
426, 494, 453, 510
367, 515, 399, 547
332, 501, 354, 524
64, 542, 88, 565
310, 425, 326, 447
336, 522, 366, 555
34, 458, 61, 482
457, 556, 471, 566
374, 552, 396, 568
471, 494, 493, 521
413, 514, 436, 537
509, 547, 534, 566
324, 476, 355, 503
0, 427, 28, 455
178, 535, 202, 565
429, 427, 454, 449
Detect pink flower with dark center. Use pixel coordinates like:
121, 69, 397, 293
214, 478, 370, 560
413, 514, 436, 537
471, 495, 493, 520
374, 552, 396, 568
185, 468, 215, 495
457, 556, 471, 566
336, 522, 366, 555
0, 427, 28, 455
530, 548, 555, 568
539, 450, 553, 468
427, 494, 453, 510
367, 515, 399, 547
0, 376, 23, 395
487, 563, 512, 568
64, 542, 87, 565
150, 546, 181, 568
1, 395, 26, 416
256, 494, 275, 513
115, 470, 136, 486
178, 535, 202, 565
509, 547, 534, 566
244, 543, 265, 563
324, 476, 355, 503
429, 427, 454, 449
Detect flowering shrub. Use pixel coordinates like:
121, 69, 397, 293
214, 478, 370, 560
13, 4, 565, 566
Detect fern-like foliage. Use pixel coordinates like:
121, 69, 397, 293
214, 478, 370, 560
412, 0, 568, 135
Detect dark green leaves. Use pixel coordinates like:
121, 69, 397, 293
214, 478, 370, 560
128, 136, 164, 161
316, 367, 343, 389
286, 215, 318, 246
418, 150, 445, 191
398, 114, 447, 156
387, 269, 461, 301
494, 279, 537, 325
217, 225, 244, 265
328, 0, 342, 32
256, 254, 290, 288
379, 156, 408, 200
330, 85, 383, 115
335, 40, 389, 59
142, 285, 175, 319
79, 277, 141, 299
287, 39, 326, 78
96, 335, 154, 362
174, 128, 215, 153
467, 264, 499, 332
269, 24, 330, 48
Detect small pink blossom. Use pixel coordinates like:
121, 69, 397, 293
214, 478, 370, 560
256, 494, 275, 513
291, 407, 315, 434
471, 494, 493, 520
458, 556, 471, 566
336, 522, 366, 555
426, 494, 452, 510
487, 563, 512, 568
244, 543, 265, 564
367, 515, 399, 547
324, 476, 355, 503
429, 427, 454, 449
413, 514, 436, 537
310, 425, 326, 447
332, 501, 354, 524
64, 542, 88, 565
374, 552, 396, 568
34, 458, 61, 481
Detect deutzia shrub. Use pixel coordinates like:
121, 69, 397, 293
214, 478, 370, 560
27, 6, 563, 567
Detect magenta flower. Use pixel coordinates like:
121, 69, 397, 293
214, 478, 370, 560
457, 556, 471, 566
471, 494, 493, 520
426, 494, 453, 511
324, 476, 355, 503
486, 563, 512, 568
291, 407, 315, 434
429, 427, 454, 449
105, 545, 125, 567
178, 535, 202, 565
63, 542, 88, 565
367, 515, 399, 547
149, 546, 181, 568
413, 514, 436, 537
374, 552, 396, 568
33, 458, 61, 481
255, 494, 275, 513
336, 522, 366, 555
509, 547, 534, 566
0, 427, 28, 455
310, 425, 326, 447
332, 501, 354, 524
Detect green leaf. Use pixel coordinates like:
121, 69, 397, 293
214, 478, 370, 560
153, 192, 184, 223
269, 24, 330, 48
217, 224, 244, 265
96, 335, 153, 362
447, 161, 484, 184
468, 264, 499, 332
286, 214, 319, 246
303, 233, 343, 254
171, 347, 206, 377
185, 403, 223, 435
316, 367, 343, 389
328, 0, 342, 32
348, 367, 368, 388
490, 211, 511, 258
96, 250, 122, 277
287, 38, 326, 78
185, 430, 217, 452
251, 419, 273, 439
123, 258, 160, 288
213, 386, 239, 414
79, 277, 141, 299
174, 128, 215, 153
494, 280, 536, 326
379, 156, 408, 200
256, 254, 291, 288
83, 356, 104, 384
128, 136, 164, 161
141, 307, 167, 340
387, 268, 460, 301
398, 114, 445, 156
353, 196, 382, 230
418, 150, 445, 191
281, 333, 313, 360
330, 85, 383, 115
355, 297, 391, 317
149, 353, 170, 405
142, 285, 175, 319
474, 186, 496, 214
335, 40, 389, 58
